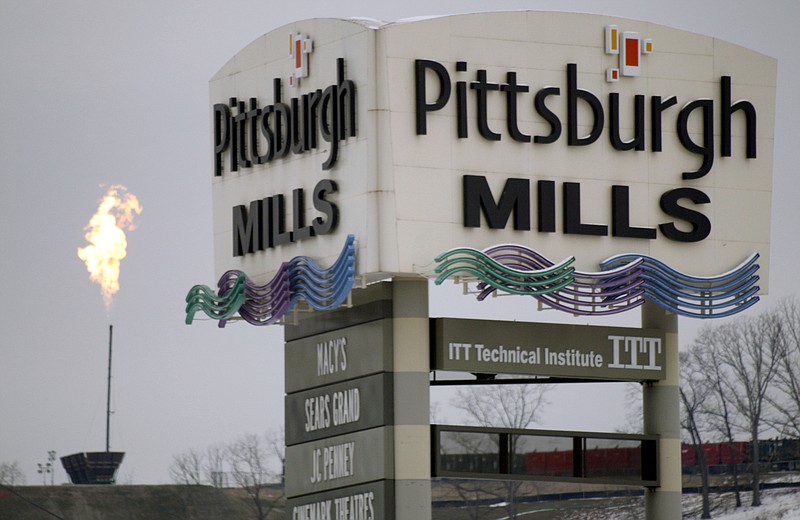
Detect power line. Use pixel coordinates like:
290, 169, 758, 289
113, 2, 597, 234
0, 483, 66, 520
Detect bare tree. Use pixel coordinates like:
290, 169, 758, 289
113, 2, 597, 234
694, 326, 743, 507
169, 448, 205, 485
228, 433, 283, 520
203, 443, 227, 488
453, 383, 551, 432
702, 313, 784, 507
0, 461, 26, 486
614, 382, 644, 434
680, 348, 712, 519
769, 296, 800, 437
168, 429, 285, 518
450, 381, 552, 519
264, 428, 285, 486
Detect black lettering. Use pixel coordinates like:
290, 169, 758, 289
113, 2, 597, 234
463, 175, 530, 230
292, 188, 314, 241
228, 97, 239, 172
261, 196, 274, 249
471, 69, 501, 141
414, 59, 450, 135
270, 194, 292, 246
721, 76, 757, 158
537, 180, 556, 232
609, 93, 645, 151
563, 182, 608, 236
677, 99, 714, 179
312, 179, 339, 236
567, 64, 604, 146
533, 87, 561, 144
234, 99, 252, 168
651, 96, 677, 152
290, 96, 308, 154
320, 84, 339, 170
612, 185, 656, 239
258, 105, 275, 164
272, 79, 291, 159
247, 98, 270, 165
306, 89, 322, 150
502, 71, 531, 142
659, 187, 711, 242
456, 61, 468, 138
337, 58, 357, 139
232, 200, 264, 256
213, 103, 231, 176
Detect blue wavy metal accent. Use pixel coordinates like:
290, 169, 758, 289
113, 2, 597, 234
185, 235, 356, 326
600, 252, 761, 318
288, 235, 356, 311
435, 244, 760, 319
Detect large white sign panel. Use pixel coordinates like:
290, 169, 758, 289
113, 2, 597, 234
210, 12, 775, 294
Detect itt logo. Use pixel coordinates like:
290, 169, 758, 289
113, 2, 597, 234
607, 336, 662, 371
289, 32, 313, 87
604, 25, 653, 82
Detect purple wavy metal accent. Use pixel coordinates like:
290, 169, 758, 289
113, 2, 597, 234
216, 265, 291, 327
474, 245, 646, 315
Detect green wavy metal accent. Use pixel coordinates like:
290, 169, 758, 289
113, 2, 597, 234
184, 272, 247, 324
436, 266, 576, 296
434, 247, 576, 296
435, 254, 575, 285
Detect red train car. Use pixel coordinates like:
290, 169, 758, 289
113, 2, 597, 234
720, 442, 747, 465
585, 447, 640, 477
525, 450, 572, 476
682, 441, 749, 472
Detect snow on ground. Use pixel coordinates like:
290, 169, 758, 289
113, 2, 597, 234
683, 488, 800, 520
562, 487, 800, 519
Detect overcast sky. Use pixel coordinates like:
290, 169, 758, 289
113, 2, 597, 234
1, 0, 798, 485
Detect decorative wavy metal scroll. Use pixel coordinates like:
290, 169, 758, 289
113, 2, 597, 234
435, 244, 760, 319
185, 235, 356, 326
601, 252, 760, 318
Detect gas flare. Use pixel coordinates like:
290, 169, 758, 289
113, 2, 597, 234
78, 185, 142, 310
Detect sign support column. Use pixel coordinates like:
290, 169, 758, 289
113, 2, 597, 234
391, 277, 432, 520
642, 303, 681, 520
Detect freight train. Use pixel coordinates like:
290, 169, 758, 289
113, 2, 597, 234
682, 439, 800, 474
438, 439, 800, 478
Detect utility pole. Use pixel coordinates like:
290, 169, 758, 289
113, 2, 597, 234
106, 325, 113, 452
37, 462, 51, 485
47, 451, 56, 485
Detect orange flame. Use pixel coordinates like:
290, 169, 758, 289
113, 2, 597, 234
77, 185, 142, 310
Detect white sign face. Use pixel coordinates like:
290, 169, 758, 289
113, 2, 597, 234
211, 12, 775, 296
210, 19, 376, 285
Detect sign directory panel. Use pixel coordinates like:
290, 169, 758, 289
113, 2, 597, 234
283, 303, 400, 503
284, 426, 393, 497
432, 318, 666, 381
287, 480, 393, 520
285, 373, 393, 446
285, 320, 393, 393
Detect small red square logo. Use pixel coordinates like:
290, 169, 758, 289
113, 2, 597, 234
625, 38, 639, 67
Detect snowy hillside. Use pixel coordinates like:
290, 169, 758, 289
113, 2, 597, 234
682, 489, 800, 520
